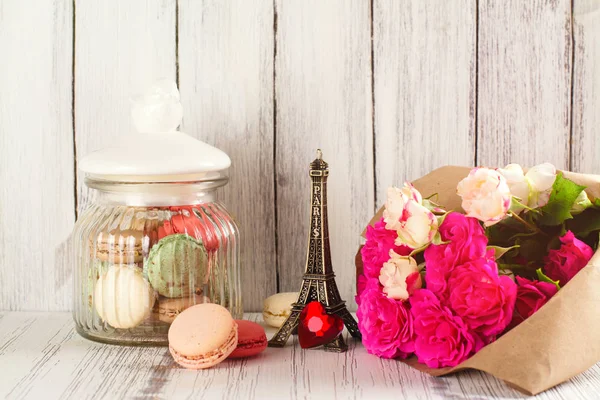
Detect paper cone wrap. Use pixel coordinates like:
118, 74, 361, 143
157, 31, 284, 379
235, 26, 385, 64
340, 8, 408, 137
356, 166, 600, 395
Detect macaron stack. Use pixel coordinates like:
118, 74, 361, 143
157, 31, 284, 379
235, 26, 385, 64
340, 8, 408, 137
168, 304, 267, 369
88, 208, 213, 331
89, 229, 155, 329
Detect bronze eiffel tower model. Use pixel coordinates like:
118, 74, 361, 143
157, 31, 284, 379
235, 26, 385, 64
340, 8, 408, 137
268, 150, 361, 352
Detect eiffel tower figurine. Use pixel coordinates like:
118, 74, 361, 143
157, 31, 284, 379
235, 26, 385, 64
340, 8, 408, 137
268, 149, 361, 352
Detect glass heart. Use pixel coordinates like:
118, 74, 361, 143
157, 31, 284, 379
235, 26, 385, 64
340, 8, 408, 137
298, 301, 344, 349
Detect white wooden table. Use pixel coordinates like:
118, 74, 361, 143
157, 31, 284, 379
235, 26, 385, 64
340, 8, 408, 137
1, 312, 599, 400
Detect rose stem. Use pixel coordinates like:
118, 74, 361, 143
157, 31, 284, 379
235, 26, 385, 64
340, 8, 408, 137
509, 211, 548, 237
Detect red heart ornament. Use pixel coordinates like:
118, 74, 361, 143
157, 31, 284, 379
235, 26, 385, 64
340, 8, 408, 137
298, 301, 344, 349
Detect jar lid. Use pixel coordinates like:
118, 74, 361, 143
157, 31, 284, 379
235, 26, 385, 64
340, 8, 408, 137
79, 80, 231, 183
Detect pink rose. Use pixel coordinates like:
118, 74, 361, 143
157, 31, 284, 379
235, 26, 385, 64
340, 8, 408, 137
424, 212, 488, 300
544, 231, 594, 285
410, 289, 482, 368
357, 287, 415, 359
355, 274, 380, 306
447, 258, 517, 338
509, 276, 558, 328
361, 218, 410, 279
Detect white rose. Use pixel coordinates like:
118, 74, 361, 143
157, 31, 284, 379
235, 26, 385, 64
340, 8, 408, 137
526, 163, 556, 208
457, 167, 511, 226
395, 200, 438, 248
378, 251, 422, 301
383, 183, 437, 249
497, 162, 557, 210
497, 164, 529, 204
383, 183, 423, 231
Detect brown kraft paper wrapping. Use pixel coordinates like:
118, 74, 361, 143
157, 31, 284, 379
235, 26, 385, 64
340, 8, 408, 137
356, 166, 600, 395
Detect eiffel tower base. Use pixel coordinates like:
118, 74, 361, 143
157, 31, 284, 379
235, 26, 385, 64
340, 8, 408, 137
323, 335, 347, 353
268, 299, 361, 351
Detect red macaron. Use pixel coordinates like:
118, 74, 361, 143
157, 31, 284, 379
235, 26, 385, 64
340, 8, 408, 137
228, 320, 268, 358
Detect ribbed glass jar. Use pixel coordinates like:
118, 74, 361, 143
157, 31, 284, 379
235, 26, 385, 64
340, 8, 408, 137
72, 179, 241, 345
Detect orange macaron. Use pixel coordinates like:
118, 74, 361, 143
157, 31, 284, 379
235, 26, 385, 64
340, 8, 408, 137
168, 304, 238, 369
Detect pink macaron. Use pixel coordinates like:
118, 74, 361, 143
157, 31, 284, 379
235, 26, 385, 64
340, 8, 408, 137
228, 320, 268, 358
168, 304, 238, 369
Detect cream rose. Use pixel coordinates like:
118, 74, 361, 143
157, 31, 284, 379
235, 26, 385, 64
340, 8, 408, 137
383, 183, 438, 249
526, 163, 556, 208
457, 167, 511, 226
378, 251, 422, 301
497, 164, 529, 204
497, 163, 557, 210
383, 183, 422, 231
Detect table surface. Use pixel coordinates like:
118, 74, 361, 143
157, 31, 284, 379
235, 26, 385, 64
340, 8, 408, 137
1, 312, 599, 400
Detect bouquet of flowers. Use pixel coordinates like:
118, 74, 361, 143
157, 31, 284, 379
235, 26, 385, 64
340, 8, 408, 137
355, 164, 600, 395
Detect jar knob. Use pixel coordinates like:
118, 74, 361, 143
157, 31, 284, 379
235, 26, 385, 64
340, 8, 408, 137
130, 79, 183, 133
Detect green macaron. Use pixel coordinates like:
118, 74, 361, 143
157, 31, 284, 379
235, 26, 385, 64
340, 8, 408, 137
145, 234, 208, 298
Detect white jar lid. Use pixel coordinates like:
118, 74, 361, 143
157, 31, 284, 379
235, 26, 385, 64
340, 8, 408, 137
80, 80, 231, 183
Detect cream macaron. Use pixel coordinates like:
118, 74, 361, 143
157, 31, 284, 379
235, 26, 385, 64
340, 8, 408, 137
262, 292, 298, 328
154, 295, 211, 324
94, 264, 155, 329
168, 304, 238, 369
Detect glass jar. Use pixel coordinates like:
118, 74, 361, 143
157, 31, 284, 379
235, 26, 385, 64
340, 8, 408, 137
72, 80, 241, 345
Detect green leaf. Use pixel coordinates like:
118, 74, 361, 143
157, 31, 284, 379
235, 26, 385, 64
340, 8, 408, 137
536, 172, 586, 226
516, 236, 549, 262
508, 231, 539, 241
488, 245, 520, 259
424, 193, 439, 201
566, 208, 600, 237
431, 232, 445, 245
435, 211, 451, 227
509, 197, 540, 214
498, 263, 531, 271
423, 198, 446, 214
498, 269, 515, 279
536, 268, 561, 291
409, 244, 429, 257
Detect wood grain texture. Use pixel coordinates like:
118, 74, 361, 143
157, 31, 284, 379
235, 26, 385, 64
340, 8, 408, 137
2, 311, 600, 399
275, 0, 374, 311
178, 0, 276, 312
373, 0, 477, 205
477, 0, 573, 169
0, 1, 75, 311
571, 0, 600, 174
74, 0, 177, 208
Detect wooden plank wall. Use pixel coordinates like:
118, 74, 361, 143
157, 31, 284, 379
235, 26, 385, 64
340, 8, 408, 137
1, 0, 600, 312
178, 0, 276, 312
0, 1, 75, 310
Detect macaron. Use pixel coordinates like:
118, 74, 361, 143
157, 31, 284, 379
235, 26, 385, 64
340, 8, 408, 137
154, 295, 211, 323
158, 206, 220, 252
263, 292, 299, 328
93, 229, 144, 264
168, 304, 238, 369
145, 234, 208, 298
228, 320, 267, 358
94, 264, 155, 329
84, 260, 109, 308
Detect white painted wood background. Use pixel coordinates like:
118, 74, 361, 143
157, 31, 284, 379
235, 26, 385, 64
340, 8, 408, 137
1, 0, 600, 312
4, 311, 600, 399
